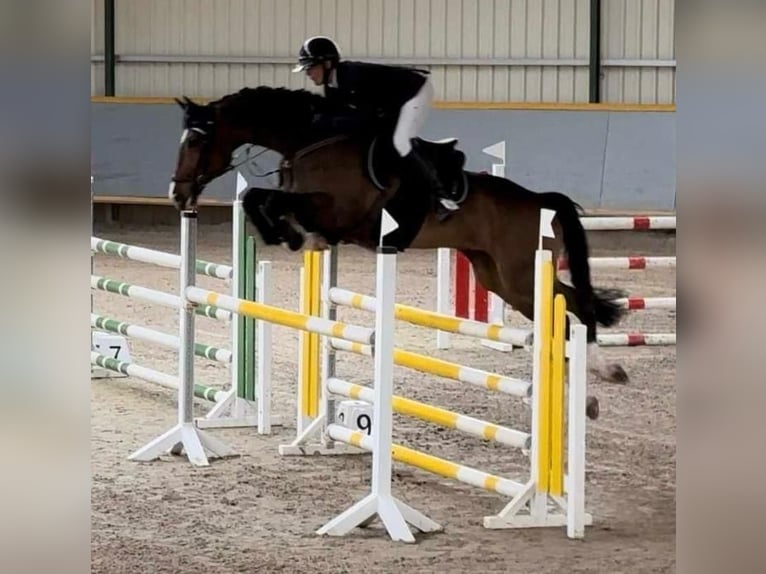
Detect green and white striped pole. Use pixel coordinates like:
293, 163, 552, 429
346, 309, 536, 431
129, 210, 235, 466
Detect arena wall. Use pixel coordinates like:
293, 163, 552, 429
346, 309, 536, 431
91, 0, 675, 104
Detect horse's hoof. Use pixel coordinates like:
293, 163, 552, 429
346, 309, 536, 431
586, 396, 600, 420
284, 234, 305, 251
304, 233, 328, 251
605, 364, 629, 384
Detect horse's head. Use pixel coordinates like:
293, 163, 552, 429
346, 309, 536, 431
169, 96, 240, 210
169, 87, 326, 210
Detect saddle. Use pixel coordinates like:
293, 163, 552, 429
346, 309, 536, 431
306, 111, 469, 207
364, 134, 469, 206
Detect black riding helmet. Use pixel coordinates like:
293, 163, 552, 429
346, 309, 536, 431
292, 36, 340, 73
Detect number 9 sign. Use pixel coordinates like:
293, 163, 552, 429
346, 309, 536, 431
336, 400, 374, 435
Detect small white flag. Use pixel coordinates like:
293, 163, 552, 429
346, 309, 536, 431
482, 140, 506, 162
538, 208, 556, 249
379, 209, 399, 245
236, 171, 248, 197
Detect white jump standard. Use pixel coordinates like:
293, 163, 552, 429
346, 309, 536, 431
129, 211, 236, 467
317, 240, 442, 543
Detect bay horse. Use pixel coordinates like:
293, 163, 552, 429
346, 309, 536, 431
169, 86, 629, 419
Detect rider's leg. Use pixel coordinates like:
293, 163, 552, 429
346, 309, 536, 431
393, 80, 458, 213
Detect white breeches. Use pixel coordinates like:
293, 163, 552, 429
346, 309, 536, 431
392, 79, 434, 157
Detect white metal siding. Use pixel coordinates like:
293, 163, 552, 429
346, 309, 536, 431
91, 0, 104, 95
602, 0, 676, 103
91, 0, 675, 104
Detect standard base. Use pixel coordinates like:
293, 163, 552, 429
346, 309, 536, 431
129, 422, 236, 467
278, 442, 365, 456
317, 493, 442, 543
482, 481, 592, 539
480, 339, 514, 352
278, 415, 366, 456
195, 393, 284, 432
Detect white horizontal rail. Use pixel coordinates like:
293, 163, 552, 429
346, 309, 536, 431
186, 287, 375, 345
582, 216, 676, 231
617, 297, 676, 310
328, 287, 532, 347
330, 338, 531, 399
327, 378, 530, 450
597, 333, 676, 346
91, 236, 233, 279
327, 424, 526, 498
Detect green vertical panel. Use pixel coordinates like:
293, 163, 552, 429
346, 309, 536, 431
244, 235, 257, 402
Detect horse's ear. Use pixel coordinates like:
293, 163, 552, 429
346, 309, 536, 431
174, 97, 187, 109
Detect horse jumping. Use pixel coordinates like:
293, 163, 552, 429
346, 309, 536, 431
167, 87, 629, 408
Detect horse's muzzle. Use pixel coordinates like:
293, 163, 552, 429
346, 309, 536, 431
168, 179, 202, 211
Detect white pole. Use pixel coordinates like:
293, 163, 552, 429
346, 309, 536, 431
479, 162, 513, 353
129, 210, 235, 466
369, 246, 398, 503
435, 248, 451, 349
177, 214, 196, 429
567, 323, 589, 538
231, 175, 246, 415
256, 260, 273, 434
317, 220, 441, 542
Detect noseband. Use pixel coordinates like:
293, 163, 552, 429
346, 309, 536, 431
171, 125, 218, 188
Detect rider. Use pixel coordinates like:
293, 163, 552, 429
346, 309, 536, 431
292, 35, 459, 213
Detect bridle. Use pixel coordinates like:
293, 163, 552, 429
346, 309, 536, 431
171, 121, 277, 190
171, 124, 216, 188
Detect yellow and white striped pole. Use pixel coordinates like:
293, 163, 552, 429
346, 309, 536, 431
326, 378, 530, 450
329, 338, 531, 398
185, 286, 374, 344
326, 424, 526, 498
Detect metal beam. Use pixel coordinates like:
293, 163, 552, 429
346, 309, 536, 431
590, 0, 602, 103
89, 54, 676, 68
104, 0, 116, 96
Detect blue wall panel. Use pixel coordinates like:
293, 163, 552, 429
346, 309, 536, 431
91, 103, 676, 210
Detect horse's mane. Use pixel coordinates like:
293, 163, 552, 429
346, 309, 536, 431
211, 86, 328, 129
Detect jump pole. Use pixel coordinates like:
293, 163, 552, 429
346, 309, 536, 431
317, 211, 442, 543
197, 171, 283, 432
480, 157, 512, 352
279, 247, 361, 456
316, 208, 591, 540
129, 210, 235, 467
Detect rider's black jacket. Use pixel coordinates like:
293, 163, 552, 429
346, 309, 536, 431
321, 61, 428, 128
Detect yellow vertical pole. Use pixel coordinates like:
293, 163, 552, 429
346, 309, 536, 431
299, 255, 310, 418
300, 251, 322, 419
550, 294, 567, 496
536, 259, 554, 493
307, 251, 321, 418
301, 251, 322, 418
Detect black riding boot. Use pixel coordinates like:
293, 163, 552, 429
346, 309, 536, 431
404, 147, 459, 217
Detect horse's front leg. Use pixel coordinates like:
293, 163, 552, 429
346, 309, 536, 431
241, 188, 305, 251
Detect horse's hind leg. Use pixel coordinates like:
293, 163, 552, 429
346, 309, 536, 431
470, 254, 602, 421
554, 279, 629, 384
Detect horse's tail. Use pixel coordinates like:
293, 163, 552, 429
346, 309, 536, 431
540, 192, 625, 329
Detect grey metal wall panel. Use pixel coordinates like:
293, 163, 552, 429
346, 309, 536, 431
601, 112, 676, 209
92, 0, 676, 103
602, 0, 676, 103
91, 103, 675, 210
